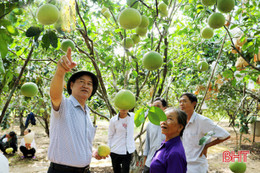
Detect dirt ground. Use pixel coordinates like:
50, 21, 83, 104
2, 119, 260, 173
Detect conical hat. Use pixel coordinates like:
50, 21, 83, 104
24, 132, 34, 144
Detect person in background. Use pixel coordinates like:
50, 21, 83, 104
179, 92, 230, 173
0, 131, 18, 155
108, 109, 136, 173
150, 108, 187, 173
47, 48, 106, 173
19, 129, 37, 159
143, 97, 167, 173
0, 152, 9, 173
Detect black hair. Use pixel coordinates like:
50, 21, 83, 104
27, 129, 31, 133
154, 97, 168, 107
67, 71, 99, 98
9, 131, 16, 138
166, 108, 187, 137
180, 92, 197, 108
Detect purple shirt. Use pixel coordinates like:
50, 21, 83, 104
150, 136, 187, 173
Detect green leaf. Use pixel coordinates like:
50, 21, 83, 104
223, 69, 233, 79
134, 108, 145, 127
48, 31, 58, 48
0, 29, 8, 59
0, 58, 5, 74
132, 70, 138, 77
41, 33, 50, 50
147, 106, 167, 126
25, 26, 42, 37
199, 131, 215, 145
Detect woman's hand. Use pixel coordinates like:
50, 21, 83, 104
25, 143, 31, 149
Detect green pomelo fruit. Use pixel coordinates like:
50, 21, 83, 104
201, 0, 216, 6
103, 11, 111, 18
159, 2, 167, 11
122, 37, 134, 49
136, 27, 147, 37
36, 4, 59, 25
118, 8, 141, 29
114, 89, 136, 110
61, 39, 75, 52
127, 0, 139, 9
159, 2, 168, 17
21, 82, 39, 97
198, 61, 209, 71
217, 0, 235, 13
143, 51, 163, 71
101, 7, 108, 14
98, 144, 110, 157
132, 34, 140, 44
184, 5, 190, 11
13, 8, 23, 15
201, 27, 214, 39
5, 148, 13, 154
229, 160, 246, 173
139, 15, 149, 28
40, 108, 45, 113
208, 12, 225, 29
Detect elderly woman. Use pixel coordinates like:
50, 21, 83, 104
150, 108, 187, 173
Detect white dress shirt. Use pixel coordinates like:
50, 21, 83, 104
0, 153, 9, 173
20, 138, 37, 150
108, 112, 136, 155
182, 111, 230, 173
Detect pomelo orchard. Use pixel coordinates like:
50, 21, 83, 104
98, 144, 110, 157
198, 61, 209, 71
21, 82, 39, 97
229, 160, 246, 173
61, 39, 75, 52
217, 0, 235, 13
201, 0, 216, 6
36, 4, 59, 25
118, 8, 141, 29
114, 89, 136, 110
201, 27, 214, 39
208, 12, 225, 29
143, 51, 163, 71
122, 37, 134, 49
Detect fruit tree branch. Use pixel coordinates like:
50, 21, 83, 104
0, 44, 34, 124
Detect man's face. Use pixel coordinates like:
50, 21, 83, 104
152, 100, 166, 111
179, 95, 196, 113
70, 75, 93, 100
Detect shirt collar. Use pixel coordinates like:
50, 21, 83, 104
161, 136, 181, 149
189, 111, 197, 124
117, 112, 131, 120
69, 95, 89, 112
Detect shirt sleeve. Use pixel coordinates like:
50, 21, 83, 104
201, 117, 230, 140
108, 118, 115, 148
166, 152, 186, 173
143, 123, 150, 156
51, 95, 65, 117
20, 138, 25, 147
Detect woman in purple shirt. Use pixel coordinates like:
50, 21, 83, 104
150, 108, 187, 173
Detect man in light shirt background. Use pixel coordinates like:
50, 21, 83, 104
143, 97, 167, 173
179, 92, 230, 173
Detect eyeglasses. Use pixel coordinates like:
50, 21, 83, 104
76, 80, 93, 87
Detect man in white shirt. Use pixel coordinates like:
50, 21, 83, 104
179, 92, 230, 173
143, 97, 167, 173
48, 48, 106, 173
